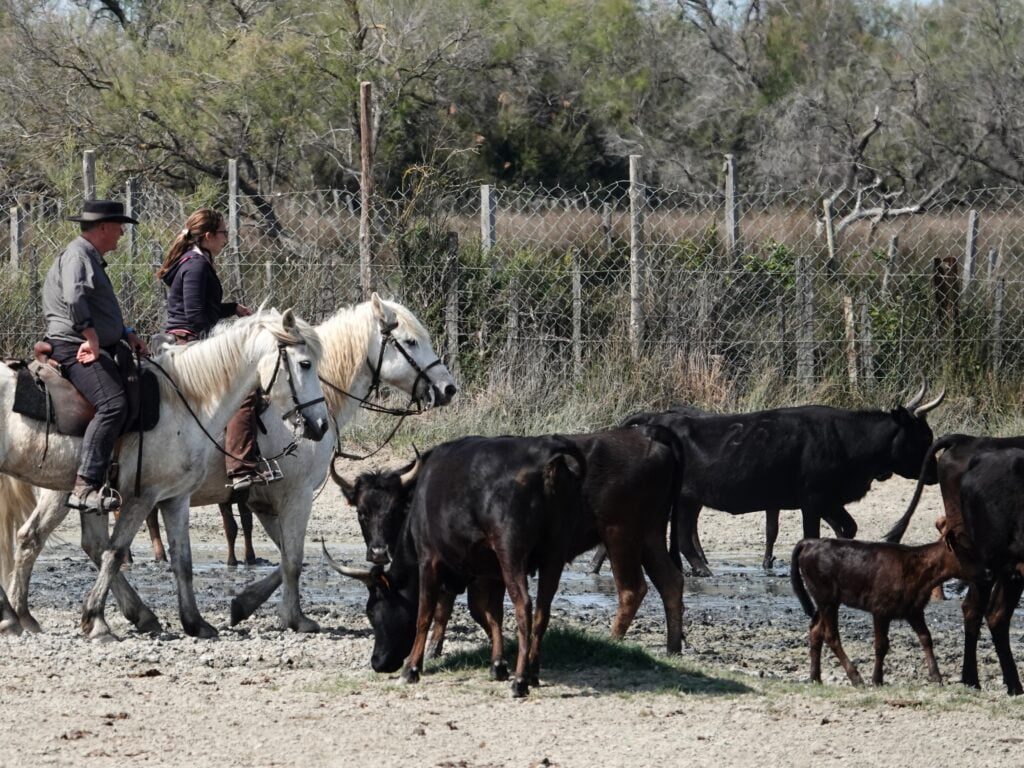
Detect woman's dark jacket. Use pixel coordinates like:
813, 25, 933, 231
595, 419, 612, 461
162, 248, 237, 337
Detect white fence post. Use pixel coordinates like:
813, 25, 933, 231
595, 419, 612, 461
125, 178, 138, 261
9, 205, 23, 269
963, 209, 979, 297
227, 159, 242, 296
480, 184, 496, 253
359, 80, 374, 300
572, 247, 582, 377
628, 154, 645, 357
445, 231, 460, 381
723, 153, 741, 268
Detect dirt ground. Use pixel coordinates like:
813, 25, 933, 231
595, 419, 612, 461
1, 460, 1023, 767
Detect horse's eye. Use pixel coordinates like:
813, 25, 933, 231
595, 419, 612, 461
299, 360, 312, 369
405, 339, 418, 348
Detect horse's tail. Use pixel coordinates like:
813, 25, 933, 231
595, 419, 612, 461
0, 475, 36, 587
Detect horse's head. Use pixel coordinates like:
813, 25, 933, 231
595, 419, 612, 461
367, 293, 457, 409
253, 308, 330, 441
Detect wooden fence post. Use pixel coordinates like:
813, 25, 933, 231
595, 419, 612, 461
628, 154, 645, 358
860, 299, 875, 382
82, 149, 95, 200
601, 202, 613, 256
480, 184, 496, 253
9, 205, 23, 269
359, 80, 374, 300
963, 209, 979, 297
571, 247, 582, 377
723, 153, 741, 269
125, 178, 138, 262
226, 159, 243, 297
843, 295, 858, 384
822, 198, 837, 272
993, 277, 1005, 372
796, 253, 815, 385
445, 231, 460, 380
881, 235, 899, 297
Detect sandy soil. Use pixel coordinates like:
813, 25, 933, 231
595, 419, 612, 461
1, 460, 1023, 767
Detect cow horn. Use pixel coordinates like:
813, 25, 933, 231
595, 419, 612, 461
913, 388, 945, 418
399, 458, 420, 487
321, 541, 374, 583
328, 455, 347, 488
904, 377, 928, 411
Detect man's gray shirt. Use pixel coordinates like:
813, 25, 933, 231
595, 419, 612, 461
43, 236, 125, 347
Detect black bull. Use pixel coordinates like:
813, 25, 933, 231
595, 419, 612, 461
324, 434, 587, 697
886, 434, 1024, 695
617, 385, 943, 576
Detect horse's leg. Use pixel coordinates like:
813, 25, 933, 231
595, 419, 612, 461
4, 490, 70, 634
145, 508, 167, 562
80, 496, 156, 641
219, 504, 239, 568
80, 508, 162, 635
239, 503, 259, 566
266, 492, 317, 632
160, 497, 217, 638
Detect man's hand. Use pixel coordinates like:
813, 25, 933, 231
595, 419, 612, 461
77, 327, 101, 364
236, 303, 253, 317
126, 331, 150, 357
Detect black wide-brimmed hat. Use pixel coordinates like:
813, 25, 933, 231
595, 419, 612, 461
67, 199, 138, 224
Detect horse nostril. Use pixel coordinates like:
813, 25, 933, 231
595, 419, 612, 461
443, 384, 457, 402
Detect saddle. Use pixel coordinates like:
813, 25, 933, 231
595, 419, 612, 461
7, 341, 160, 436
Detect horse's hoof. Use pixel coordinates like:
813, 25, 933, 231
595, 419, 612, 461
0, 617, 24, 636
135, 611, 163, 635
402, 667, 420, 684
18, 613, 42, 634
690, 565, 713, 577
511, 678, 529, 698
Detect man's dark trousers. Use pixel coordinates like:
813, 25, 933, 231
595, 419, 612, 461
49, 340, 129, 485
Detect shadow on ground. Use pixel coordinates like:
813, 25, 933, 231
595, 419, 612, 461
433, 625, 753, 695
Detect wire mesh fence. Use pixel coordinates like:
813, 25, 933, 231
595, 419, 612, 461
4, 165, 1024, 395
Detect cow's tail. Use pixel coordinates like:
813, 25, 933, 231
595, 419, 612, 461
0, 475, 37, 587
789, 540, 816, 618
544, 437, 588, 515
635, 423, 686, 570
884, 433, 969, 543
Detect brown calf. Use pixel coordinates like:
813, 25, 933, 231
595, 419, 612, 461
790, 519, 960, 686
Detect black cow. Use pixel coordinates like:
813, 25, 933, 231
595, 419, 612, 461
335, 425, 686, 654
621, 382, 944, 575
886, 434, 1024, 695
324, 434, 586, 697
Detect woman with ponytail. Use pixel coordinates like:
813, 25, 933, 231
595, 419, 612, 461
157, 209, 275, 493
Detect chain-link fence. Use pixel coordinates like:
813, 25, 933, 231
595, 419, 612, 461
4, 162, 1024, 395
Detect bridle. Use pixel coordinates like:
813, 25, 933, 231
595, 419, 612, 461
318, 323, 446, 462
147, 341, 324, 465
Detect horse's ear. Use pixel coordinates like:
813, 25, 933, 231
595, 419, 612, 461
281, 308, 296, 330
371, 292, 398, 334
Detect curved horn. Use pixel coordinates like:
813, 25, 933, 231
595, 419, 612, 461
399, 457, 420, 488
329, 455, 346, 487
904, 376, 927, 411
321, 541, 374, 583
913, 388, 945, 418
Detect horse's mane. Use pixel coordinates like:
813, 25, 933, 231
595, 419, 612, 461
316, 299, 428, 401
149, 310, 322, 406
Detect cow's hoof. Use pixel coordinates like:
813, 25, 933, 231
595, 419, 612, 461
288, 616, 320, 634
689, 564, 713, 577
490, 661, 509, 681
229, 598, 250, 627
135, 611, 163, 635
402, 667, 420, 684
511, 678, 529, 698
18, 612, 42, 634
762, 557, 775, 571
0, 616, 23, 636
1008, 684, 1023, 697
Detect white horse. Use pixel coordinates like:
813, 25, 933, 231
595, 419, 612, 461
0, 308, 330, 639
2, 293, 456, 636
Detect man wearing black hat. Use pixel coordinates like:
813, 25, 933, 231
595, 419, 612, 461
42, 200, 150, 512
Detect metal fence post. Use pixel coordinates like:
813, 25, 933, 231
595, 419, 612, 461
994, 277, 1005, 372
83, 149, 96, 200
860, 299, 875, 382
628, 154, 645, 357
843, 295, 858, 384
9, 205, 22, 269
881, 235, 899, 297
822, 198, 837, 272
796, 253, 815, 385
445, 231, 460, 381
359, 80, 374, 300
723, 153, 741, 268
227, 159, 242, 296
480, 184, 496, 253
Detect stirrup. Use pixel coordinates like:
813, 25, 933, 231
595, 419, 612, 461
66, 484, 121, 513
258, 458, 284, 483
